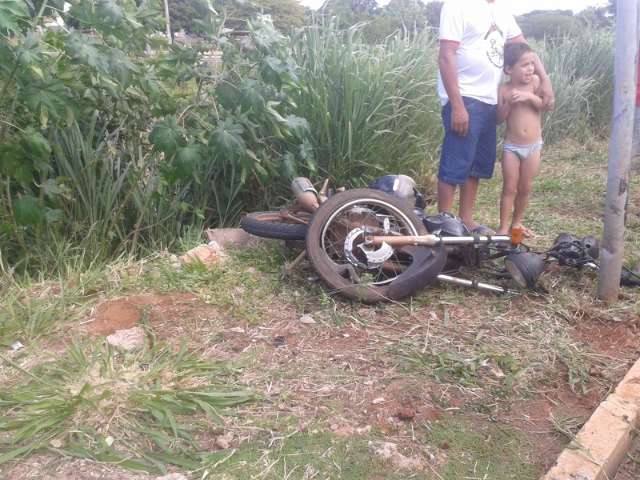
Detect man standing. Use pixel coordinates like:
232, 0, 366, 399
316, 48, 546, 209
437, 0, 554, 233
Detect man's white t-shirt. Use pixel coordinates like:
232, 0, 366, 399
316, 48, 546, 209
437, 0, 522, 106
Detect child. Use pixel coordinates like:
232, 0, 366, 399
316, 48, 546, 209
496, 43, 547, 237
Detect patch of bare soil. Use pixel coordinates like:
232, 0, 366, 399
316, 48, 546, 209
84, 293, 221, 339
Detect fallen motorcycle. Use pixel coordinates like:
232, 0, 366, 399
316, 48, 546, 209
240, 175, 639, 303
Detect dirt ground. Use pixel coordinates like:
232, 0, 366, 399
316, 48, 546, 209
4, 283, 638, 479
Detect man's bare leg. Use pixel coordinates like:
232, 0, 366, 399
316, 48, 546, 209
458, 176, 480, 230
437, 179, 457, 214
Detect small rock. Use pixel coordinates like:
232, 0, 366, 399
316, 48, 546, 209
299, 314, 316, 325
106, 326, 145, 351
179, 241, 227, 268
371, 397, 386, 405
50, 438, 63, 448
168, 254, 182, 269
10, 341, 24, 351
215, 431, 234, 449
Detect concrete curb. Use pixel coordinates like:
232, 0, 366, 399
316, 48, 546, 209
542, 356, 640, 480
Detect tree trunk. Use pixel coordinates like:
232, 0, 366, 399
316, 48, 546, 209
597, 0, 639, 300
164, 0, 172, 44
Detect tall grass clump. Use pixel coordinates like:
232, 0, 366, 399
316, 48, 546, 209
292, 21, 443, 184
535, 28, 613, 143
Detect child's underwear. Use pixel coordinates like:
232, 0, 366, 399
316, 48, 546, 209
503, 141, 544, 161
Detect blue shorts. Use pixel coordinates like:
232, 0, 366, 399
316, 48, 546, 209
438, 97, 497, 185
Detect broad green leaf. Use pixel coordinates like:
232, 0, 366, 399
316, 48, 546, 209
284, 115, 309, 137
21, 127, 51, 173
107, 47, 138, 86
171, 143, 201, 180
239, 80, 265, 111
23, 80, 69, 122
15, 32, 41, 66
0, 142, 32, 185
215, 81, 240, 110
210, 119, 245, 156
66, 33, 109, 73
0, 0, 29, 33
149, 117, 185, 156
96, 0, 124, 26
13, 196, 45, 226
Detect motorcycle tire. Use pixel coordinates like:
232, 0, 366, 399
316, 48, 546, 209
305, 189, 446, 303
240, 211, 309, 240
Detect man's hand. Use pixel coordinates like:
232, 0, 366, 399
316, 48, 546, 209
538, 80, 555, 110
451, 103, 469, 136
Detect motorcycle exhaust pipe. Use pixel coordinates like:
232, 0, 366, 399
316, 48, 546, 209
291, 177, 319, 212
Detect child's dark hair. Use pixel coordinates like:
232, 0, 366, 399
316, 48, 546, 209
504, 42, 532, 74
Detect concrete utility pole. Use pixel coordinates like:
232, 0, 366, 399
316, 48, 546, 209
163, 0, 172, 44
598, 0, 640, 300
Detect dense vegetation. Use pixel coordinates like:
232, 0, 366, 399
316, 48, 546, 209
0, 0, 614, 272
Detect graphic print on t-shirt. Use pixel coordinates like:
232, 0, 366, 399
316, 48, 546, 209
484, 22, 505, 69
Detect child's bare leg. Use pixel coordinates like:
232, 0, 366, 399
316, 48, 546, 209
511, 149, 542, 235
497, 151, 520, 235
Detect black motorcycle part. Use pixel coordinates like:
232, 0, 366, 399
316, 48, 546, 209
505, 251, 545, 288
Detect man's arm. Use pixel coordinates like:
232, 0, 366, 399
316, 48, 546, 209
439, 40, 468, 136
507, 35, 555, 110
496, 85, 511, 124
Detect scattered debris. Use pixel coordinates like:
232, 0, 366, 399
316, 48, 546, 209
299, 314, 316, 325
10, 341, 24, 351
106, 326, 145, 351
370, 441, 424, 470
229, 327, 245, 333
273, 335, 287, 347
371, 397, 386, 405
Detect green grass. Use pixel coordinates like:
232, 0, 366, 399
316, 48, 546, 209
425, 418, 538, 480
0, 340, 256, 473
